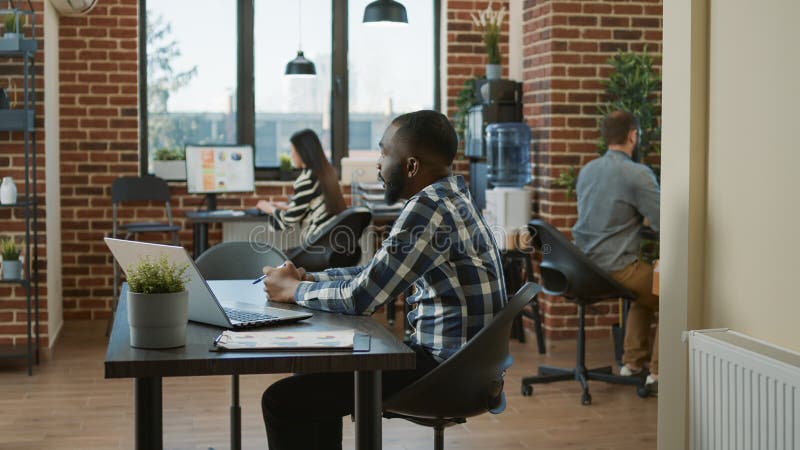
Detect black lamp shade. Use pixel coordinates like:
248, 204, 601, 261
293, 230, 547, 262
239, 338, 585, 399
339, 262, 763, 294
285, 51, 317, 77
363, 0, 408, 25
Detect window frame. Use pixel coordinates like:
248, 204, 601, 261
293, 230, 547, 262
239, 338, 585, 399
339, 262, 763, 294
139, 0, 441, 180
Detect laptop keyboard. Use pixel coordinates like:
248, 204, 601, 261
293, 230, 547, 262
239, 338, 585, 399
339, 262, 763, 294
223, 307, 278, 326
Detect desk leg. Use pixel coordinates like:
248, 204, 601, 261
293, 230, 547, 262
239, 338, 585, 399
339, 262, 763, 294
193, 223, 209, 259
230, 375, 241, 450
135, 377, 162, 450
355, 371, 382, 450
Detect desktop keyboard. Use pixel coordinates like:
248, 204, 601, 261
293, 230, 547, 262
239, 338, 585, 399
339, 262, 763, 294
223, 307, 277, 325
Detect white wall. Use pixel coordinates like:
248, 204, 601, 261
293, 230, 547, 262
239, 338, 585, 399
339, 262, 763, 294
660, 0, 800, 447
44, 1, 63, 348
703, 0, 800, 351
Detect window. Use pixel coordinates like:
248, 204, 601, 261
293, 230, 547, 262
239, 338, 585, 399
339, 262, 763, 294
254, 0, 332, 167
348, 0, 436, 151
140, 0, 440, 178
143, 0, 237, 175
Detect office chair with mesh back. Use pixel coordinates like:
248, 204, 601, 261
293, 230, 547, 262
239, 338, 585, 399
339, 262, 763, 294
108, 176, 181, 334
384, 282, 541, 450
520, 219, 648, 405
284, 206, 372, 272
195, 241, 289, 450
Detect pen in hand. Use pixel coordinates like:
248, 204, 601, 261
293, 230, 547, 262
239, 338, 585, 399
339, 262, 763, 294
253, 262, 287, 284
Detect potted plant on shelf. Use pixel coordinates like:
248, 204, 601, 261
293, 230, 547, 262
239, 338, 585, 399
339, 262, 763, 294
126, 255, 190, 349
1, 237, 22, 280
3, 14, 20, 40
153, 147, 186, 181
471, 2, 505, 80
279, 152, 293, 181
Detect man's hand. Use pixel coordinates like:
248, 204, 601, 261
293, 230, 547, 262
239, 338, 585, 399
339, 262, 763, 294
263, 275, 302, 303
262, 261, 311, 281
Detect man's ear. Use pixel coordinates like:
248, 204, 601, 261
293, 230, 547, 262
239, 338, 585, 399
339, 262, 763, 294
628, 129, 638, 144
406, 157, 420, 178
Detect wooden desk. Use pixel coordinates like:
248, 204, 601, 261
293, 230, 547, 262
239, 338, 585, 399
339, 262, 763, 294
105, 285, 415, 450
185, 211, 267, 258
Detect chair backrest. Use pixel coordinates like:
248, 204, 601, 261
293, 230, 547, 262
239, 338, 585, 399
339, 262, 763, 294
384, 282, 541, 419
111, 176, 172, 204
195, 241, 289, 280
285, 206, 372, 272
528, 219, 634, 301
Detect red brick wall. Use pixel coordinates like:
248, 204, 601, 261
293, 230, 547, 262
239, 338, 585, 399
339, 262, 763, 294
522, 0, 662, 339
446, 0, 510, 176
0, 0, 49, 348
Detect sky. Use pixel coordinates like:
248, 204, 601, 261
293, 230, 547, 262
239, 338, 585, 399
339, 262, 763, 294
148, 0, 435, 114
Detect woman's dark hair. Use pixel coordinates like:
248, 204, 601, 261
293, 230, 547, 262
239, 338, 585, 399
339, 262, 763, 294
289, 129, 328, 175
288, 129, 346, 216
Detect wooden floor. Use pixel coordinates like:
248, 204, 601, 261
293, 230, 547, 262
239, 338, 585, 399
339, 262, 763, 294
0, 320, 657, 450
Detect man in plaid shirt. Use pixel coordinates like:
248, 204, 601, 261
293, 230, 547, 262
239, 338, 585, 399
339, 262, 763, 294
261, 110, 507, 450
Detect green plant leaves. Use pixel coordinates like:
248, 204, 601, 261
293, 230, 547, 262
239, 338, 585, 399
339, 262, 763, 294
127, 255, 190, 294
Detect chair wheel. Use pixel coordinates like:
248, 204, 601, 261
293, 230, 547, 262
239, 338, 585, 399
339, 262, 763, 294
521, 384, 533, 396
637, 386, 650, 398
581, 392, 592, 405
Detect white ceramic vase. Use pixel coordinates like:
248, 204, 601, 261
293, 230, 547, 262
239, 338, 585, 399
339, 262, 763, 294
0, 177, 17, 205
486, 64, 502, 80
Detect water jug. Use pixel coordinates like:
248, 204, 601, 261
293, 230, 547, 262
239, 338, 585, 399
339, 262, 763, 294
485, 123, 532, 187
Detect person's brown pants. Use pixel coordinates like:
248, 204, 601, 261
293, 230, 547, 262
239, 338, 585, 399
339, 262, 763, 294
612, 260, 659, 375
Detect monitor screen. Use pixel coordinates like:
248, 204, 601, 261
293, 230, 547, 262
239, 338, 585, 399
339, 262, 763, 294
185, 145, 255, 194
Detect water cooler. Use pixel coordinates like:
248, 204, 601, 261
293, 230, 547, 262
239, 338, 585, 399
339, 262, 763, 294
464, 79, 523, 210
483, 122, 532, 249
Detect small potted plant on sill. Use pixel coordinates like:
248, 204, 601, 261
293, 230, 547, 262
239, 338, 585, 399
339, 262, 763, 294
279, 152, 294, 181
3, 14, 20, 40
1, 237, 22, 280
471, 2, 505, 80
126, 255, 190, 349
153, 147, 186, 181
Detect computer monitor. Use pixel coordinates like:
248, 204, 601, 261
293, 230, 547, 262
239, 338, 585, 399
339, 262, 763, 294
186, 145, 255, 210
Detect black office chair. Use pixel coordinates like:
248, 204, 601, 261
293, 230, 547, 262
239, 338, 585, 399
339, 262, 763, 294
108, 176, 181, 334
195, 241, 289, 450
384, 282, 541, 450
285, 206, 372, 272
520, 219, 648, 405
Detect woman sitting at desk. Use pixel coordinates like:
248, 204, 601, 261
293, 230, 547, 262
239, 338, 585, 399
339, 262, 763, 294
257, 129, 346, 240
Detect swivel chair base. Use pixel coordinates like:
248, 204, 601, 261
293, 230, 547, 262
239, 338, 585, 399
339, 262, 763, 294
519, 303, 649, 405
520, 364, 648, 405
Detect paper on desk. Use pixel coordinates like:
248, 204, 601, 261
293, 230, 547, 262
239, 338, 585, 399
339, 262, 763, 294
215, 329, 355, 350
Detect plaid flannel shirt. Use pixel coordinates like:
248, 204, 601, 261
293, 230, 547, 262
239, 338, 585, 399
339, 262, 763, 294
294, 175, 507, 361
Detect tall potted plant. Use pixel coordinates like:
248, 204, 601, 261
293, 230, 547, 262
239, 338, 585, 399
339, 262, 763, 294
126, 255, 190, 349
471, 2, 505, 80
1, 238, 22, 280
152, 147, 186, 181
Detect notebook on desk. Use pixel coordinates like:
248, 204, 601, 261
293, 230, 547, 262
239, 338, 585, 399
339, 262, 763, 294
211, 330, 371, 352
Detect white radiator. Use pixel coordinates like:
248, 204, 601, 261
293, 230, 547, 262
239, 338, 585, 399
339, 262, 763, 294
688, 329, 800, 450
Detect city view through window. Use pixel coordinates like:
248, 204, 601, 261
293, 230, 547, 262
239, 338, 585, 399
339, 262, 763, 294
146, 0, 434, 172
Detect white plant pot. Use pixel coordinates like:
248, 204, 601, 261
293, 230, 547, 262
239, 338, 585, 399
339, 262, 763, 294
3, 32, 20, 40
127, 290, 189, 349
2, 260, 22, 280
0, 177, 17, 205
486, 64, 502, 80
153, 160, 186, 181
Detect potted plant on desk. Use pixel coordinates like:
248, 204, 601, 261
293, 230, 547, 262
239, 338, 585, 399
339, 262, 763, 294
1, 237, 22, 280
153, 147, 186, 181
279, 152, 294, 181
126, 255, 190, 349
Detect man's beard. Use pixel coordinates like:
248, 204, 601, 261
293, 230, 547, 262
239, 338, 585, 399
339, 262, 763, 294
379, 165, 405, 204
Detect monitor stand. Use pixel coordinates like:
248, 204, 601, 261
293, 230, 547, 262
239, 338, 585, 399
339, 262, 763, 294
203, 193, 218, 211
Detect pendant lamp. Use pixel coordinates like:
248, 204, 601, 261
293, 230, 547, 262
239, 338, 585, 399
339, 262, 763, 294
363, 0, 408, 27
285, 0, 316, 77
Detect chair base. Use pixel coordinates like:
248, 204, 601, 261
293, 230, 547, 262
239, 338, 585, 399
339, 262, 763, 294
384, 413, 465, 450
520, 364, 647, 405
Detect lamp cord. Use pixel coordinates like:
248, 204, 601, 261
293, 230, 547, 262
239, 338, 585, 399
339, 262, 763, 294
298, 0, 303, 51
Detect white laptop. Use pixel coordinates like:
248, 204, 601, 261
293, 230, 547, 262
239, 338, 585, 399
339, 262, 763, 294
104, 238, 312, 329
